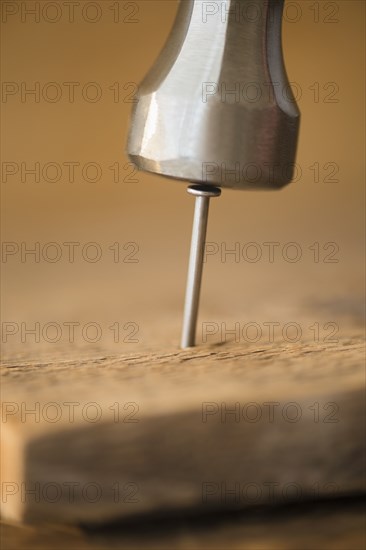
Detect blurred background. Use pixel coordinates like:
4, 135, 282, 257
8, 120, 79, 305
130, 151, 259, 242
1, 0, 365, 359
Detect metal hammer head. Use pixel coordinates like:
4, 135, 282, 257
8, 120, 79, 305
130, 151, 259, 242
127, 0, 300, 190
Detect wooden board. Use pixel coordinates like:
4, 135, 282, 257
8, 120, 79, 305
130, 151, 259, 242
1, 334, 364, 526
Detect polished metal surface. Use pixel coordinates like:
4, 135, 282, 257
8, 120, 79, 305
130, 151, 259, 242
127, 0, 300, 189
126, 0, 301, 348
181, 185, 221, 349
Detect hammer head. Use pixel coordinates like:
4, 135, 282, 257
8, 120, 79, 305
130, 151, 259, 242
127, 0, 300, 190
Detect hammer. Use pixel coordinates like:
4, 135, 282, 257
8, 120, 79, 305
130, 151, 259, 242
127, 0, 300, 348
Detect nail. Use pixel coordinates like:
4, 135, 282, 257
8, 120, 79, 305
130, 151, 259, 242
181, 185, 221, 349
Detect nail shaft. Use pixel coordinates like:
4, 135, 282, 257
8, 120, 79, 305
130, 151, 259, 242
181, 185, 221, 349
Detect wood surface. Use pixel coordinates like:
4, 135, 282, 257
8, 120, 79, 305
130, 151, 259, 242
1, 327, 365, 548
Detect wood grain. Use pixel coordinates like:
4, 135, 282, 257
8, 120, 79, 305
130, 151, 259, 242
1, 335, 364, 526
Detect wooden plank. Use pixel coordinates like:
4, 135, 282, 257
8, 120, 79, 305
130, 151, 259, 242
1, 336, 364, 524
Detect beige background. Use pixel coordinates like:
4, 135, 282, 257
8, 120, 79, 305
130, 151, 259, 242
1, 0, 365, 358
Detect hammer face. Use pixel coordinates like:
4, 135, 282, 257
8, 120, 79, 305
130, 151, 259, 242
127, 0, 300, 190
